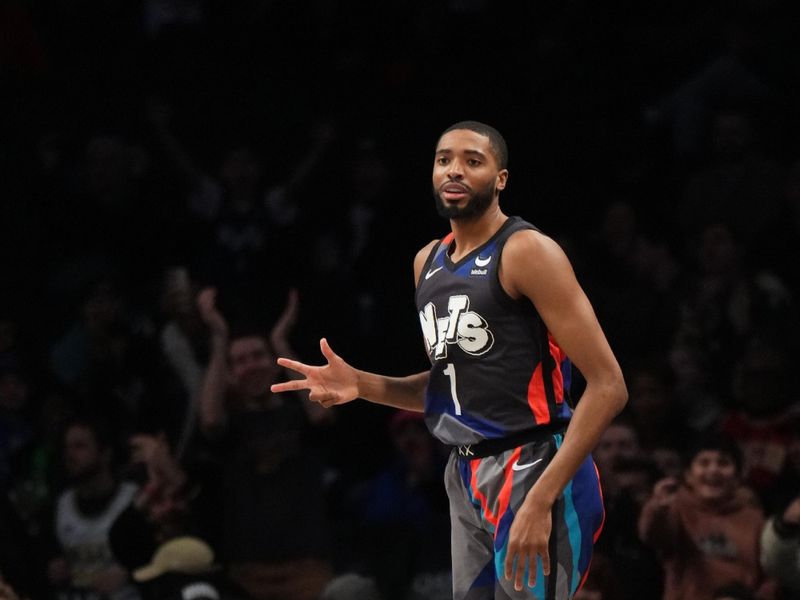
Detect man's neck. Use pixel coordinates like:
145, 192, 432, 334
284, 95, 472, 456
448, 204, 507, 262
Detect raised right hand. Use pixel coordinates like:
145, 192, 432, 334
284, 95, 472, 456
652, 477, 680, 508
196, 287, 229, 340
271, 338, 359, 408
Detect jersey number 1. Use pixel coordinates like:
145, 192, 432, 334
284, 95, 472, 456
443, 363, 462, 415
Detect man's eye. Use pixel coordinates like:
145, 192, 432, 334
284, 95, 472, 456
468, 159, 481, 167
437, 157, 449, 165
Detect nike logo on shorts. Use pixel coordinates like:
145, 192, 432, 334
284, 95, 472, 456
511, 457, 543, 471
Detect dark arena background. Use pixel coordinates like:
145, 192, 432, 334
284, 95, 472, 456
1, 1, 799, 599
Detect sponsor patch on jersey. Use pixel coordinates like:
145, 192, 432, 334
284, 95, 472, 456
470, 268, 488, 276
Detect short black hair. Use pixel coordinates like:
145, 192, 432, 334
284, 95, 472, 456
440, 121, 508, 169
683, 434, 744, 474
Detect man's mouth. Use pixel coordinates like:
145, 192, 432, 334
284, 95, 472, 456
441, 183, 470, 201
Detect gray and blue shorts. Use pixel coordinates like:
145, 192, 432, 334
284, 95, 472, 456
446, 432, 604, 599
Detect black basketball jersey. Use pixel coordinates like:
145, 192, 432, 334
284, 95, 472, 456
415, 216, 572, 446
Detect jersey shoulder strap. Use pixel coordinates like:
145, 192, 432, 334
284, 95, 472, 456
417, 232, 455, 285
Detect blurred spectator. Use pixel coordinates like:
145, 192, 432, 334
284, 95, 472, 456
350, 411, 450, 600
47, 417, 141, 600
147, 99, 336, 316
760, 494, 800, 597
109, 426, 191, 573
157, 266, 208, 455
583, 202, 685, 363
595, 455, 663, 600
680, 107, 784, 248
673, 223, 793, 410
721, 338, 800, 511
49, 278, 170, 437
625, 361, 687, 453
5, 389, 72, 539
195, 288, 332, 600
644, 22, 771, 162
44, 131, 165, 286
592, 417, 641, 499
638, 435, 773, 600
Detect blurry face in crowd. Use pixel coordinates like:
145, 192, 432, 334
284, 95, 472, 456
229, 336, 279, 399
685, 450, 739, 503
593, 423, 639, 473
432, 129, 507, 220
64, 425, 107, 483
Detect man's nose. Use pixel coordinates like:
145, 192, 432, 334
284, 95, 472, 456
447, 159, 464, 178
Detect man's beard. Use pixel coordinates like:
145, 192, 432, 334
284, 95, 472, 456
433, 183, 495, 220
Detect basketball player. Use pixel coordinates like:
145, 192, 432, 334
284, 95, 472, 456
272, 121, 628, 599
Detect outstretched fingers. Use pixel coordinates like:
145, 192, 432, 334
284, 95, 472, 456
271, 379, 310, 393
276, 357, 314, 376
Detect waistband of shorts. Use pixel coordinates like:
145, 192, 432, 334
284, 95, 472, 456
451, 421, 568, 459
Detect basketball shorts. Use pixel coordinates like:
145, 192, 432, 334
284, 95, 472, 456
445, 433, 604, 600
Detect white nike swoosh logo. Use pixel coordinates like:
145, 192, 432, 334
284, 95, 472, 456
425, 266, 443, 280
511, 457, 543, 471
475, 255, 492, 267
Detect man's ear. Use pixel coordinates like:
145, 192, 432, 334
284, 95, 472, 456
496, 169, 509, 192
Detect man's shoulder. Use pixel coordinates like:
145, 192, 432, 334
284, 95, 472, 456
501, 228, 561, 265
415, 238, 441, 260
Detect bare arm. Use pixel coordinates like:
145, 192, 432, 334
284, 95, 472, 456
271, 338, 429, 412
638, 477, 682, 555
271, 241, 439, 411
196, 288, 230, 435
500, 230, 628, 590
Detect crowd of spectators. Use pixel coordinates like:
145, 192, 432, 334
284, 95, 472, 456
2, 1, 800, 599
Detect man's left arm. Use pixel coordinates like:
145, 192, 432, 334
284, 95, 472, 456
500, 230, 628, 591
